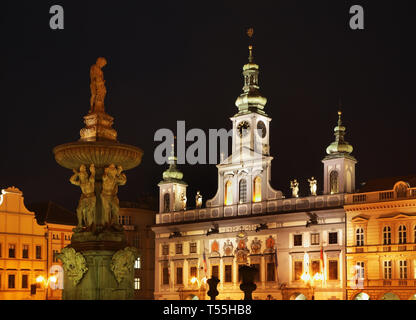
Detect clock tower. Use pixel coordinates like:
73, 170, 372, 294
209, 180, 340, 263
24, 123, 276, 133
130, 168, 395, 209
206, 36, 282, 208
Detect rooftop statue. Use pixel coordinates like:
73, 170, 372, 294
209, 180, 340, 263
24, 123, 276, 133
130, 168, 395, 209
290, 179, 299, 198
308, 177, 317, 196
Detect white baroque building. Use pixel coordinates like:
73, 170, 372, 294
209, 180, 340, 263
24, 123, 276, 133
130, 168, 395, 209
152, 44, 357, 300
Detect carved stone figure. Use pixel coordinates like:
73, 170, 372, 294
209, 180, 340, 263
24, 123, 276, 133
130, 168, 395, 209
101, 164, 126, 229
181, 193, 187, 210
195, 191, 202, 208
223, 240, 234, 256
308, 177, 317, 196
250, 237, 262, 254
70, 164, 96, 231
290, 179, 299, 198
57, 247, 88, 286
90, 57, 107, 113
110, 247, 138, 284
266, 235, 275, 252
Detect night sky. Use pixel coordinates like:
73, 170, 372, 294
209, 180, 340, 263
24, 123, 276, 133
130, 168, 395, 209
1, 1, 414, 212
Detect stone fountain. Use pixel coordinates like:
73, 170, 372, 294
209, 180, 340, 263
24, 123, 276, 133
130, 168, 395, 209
54, 57, 143, 300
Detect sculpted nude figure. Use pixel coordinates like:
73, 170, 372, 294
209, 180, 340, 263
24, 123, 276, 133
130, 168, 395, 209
90, 57, 107, 113
101, 164, 126, 229
70, 164, 96, 231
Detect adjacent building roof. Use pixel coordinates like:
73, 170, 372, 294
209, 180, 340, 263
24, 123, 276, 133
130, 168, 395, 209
358, 175, 416, 193
27, 201, 77, 226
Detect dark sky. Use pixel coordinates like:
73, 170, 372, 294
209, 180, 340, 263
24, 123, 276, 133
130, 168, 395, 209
0, 1, 414, 212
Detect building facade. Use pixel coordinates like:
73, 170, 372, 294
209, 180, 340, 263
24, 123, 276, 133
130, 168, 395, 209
0, 187, 74, 300
119, 202, 156, 300
345, 178, 416, 300
152, 44, 357, 300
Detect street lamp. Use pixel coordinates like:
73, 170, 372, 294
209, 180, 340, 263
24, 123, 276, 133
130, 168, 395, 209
301, 272, 323, 300
36, 275, 57, 300
189, 276, 207, 300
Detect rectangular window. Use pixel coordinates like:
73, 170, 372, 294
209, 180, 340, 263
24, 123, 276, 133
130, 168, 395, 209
162, 267, 169, 285
399, 260, 408, 279
176, 267, 183, 285
134, 277, 140, 290
134, 257, 141, 269
356, 261, 365, 279
383, 260, 392, 279
267, 263, 275, 282
294, 261, 303, 280
293, 234, 302, 247
35, 246, 42, 259
328, 260, 338, 280
310, 233, 320, 246
22, 245, 29, 259
224, 265, 232, 283
22, 274, 28, 289
8, 274, 15, 289
252, 264, 260, 282
133, 234, 140, 248
175, 243, 183, 255
162, 244, 169, 256
311, 260, 320, 276
9, 244, 16, 258
328, 232, 338, 244
53, 250, 59, 262
190, 266, 197, 279
0, 243, 2, 258
189, 242, 197, 254
211, 265, 219, 279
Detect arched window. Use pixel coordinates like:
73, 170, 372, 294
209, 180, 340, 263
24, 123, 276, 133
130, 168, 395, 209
330, 170, 339, 194
163, 193, 170, 213
224, 180, 233, 205
253, 176, 262, 202
383, 226, 391, 245
398, 225, 407, 244
239, 179, 247, 203
356, 228, 364, 246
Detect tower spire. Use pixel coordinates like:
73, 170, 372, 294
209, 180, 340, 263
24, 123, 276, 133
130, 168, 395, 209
325, 110, 354, 156
235, 28, 267, 116
162, 136, 184, 182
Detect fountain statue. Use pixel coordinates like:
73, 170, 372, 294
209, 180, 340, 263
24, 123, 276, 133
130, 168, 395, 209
54, 57, 143, 300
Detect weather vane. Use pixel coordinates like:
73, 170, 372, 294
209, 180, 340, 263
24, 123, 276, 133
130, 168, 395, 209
247, 27, 254, 38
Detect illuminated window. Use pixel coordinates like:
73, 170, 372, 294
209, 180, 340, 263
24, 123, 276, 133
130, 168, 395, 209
311, 233, 320, 246
164, 193, 170, 212
8, 244, 16, 258
176, 267, 183, 285
253, 176, 262, 202
266, 263, 275, 282
356, 261, 365, 279
311, 260, 320, 275
328, 232, 338, 244
328, 260, 338, 280
22, 245, 29, 259
162, 244, 169, 256
294, 261, 303, 280
189, 242, 197, 254
239, 179, 247, 203
356, 228, 364, 246
35, 246, 42, 259
134, 257, 141, 269
224, 265, 232, 282
211, 265, 219, 279
293, 234, 302, 247
224, 181, 233, 205
134, 278, 140, 290
175, 243, 183, 255
190, 266, 197, 279
162, 267, 169, 285
330, 170, 339, 194
383, 260, 392, 279
8, 274, 15, 289
399, 260, 408, 279
53, 250, 59, 262
383, 226, 391, 245
21, 274, 28, 289
399, 225, 407, 244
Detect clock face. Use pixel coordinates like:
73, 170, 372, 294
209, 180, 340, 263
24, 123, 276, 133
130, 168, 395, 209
237, 121, 250, 137
257, 121, 267, 138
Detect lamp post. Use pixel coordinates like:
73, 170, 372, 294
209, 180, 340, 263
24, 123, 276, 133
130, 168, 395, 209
301, 272, 323, 300
190, 276, 207, 300
36, 275, 57, 300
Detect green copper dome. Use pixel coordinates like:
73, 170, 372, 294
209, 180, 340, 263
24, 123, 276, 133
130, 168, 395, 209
326, 111, 354, 155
